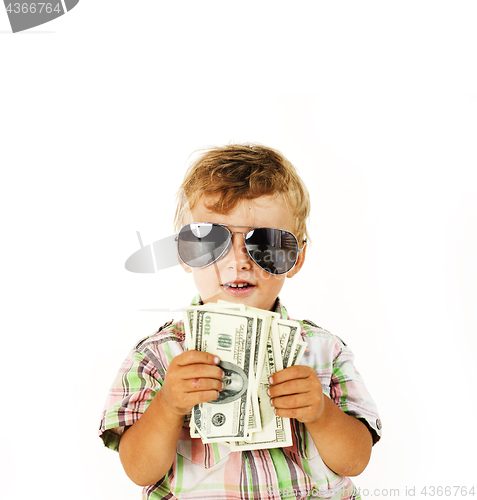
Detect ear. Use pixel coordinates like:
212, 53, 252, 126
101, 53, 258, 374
286, 243, 307, 278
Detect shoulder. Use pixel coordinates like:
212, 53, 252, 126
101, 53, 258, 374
285, 316, 354, 367
298, 318, 346, 345
295, 318, 348, 354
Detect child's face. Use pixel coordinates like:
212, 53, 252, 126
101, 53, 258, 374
182, 194, 306, 311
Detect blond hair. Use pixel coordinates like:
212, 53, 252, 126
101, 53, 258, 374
174, 143, 310, 245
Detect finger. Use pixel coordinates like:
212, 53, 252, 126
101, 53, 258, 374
176, 389, 221, 411
192, 389, 221, 404
268, 365, 314, 386
267, 377, 312, 399
175, 350, 221, 367
180, 363, 225, 382
184, 377, 224, 394
270, 392, 314, 410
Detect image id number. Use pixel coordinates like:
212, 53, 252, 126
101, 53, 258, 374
6, 3, 62, 14
421, 486, 475, 496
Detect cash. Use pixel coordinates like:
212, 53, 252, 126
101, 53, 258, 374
183, 301, 307, 450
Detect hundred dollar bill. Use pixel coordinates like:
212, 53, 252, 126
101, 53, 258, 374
185, 304, 245, 349
192, 308, 257, 442
229, 320, 292, 451
277, 320, 290, 358
242, 307, 276, 435
183, 307, 195, 351
278, 319, 302, 368
218, 302, 282, 436
291, 339, 307, 366
186, 303, 247, 439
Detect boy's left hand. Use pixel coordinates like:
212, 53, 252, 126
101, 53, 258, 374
268, 366, 325, 424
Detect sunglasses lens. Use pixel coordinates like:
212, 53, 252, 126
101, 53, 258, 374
178, 223, 230, 268
245, 228, 298, 274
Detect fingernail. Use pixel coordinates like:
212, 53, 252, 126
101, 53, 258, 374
221, 371, 225, 379
270, 398, 274, 406
221, 382, 225, 390
214, 356, 220, 364
267, 388, 271, 397
268, 376, 273, 385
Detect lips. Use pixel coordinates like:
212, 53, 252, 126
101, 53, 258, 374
223, 281, 254, 289
221, 280, 256, 295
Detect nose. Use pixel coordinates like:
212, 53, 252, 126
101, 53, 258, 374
224, 232, 252, 271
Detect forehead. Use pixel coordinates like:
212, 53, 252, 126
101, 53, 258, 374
190, 194, 295, 232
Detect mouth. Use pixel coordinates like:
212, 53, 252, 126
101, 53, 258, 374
221, 281, 256, 295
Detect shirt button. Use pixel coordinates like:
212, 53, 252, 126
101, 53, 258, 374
376, 419, 382, 430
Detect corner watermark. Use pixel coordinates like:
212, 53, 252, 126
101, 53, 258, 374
265, 484, 476, 498
3, 0, 79, 33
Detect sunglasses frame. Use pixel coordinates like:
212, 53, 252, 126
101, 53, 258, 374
175, 222, 306, 275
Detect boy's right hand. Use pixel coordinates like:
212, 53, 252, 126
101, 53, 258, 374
158, 350, 225, 417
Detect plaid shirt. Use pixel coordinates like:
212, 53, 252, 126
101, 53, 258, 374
99, 297, 381, 500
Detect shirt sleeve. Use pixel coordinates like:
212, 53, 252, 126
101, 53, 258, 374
329, 343, 382, 445
98, 347, 164, 452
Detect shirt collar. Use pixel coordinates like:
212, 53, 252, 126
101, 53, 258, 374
272, 296, 289, 320
190, 293, 202, 306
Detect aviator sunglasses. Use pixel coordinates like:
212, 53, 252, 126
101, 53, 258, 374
176, 222, 306, 275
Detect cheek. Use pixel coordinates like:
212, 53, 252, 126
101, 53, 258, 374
256, 270, 286, 291
192, 267, 221, 292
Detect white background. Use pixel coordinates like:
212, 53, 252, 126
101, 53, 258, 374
1, 2, 476, 499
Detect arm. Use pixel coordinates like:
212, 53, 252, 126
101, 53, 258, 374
268, 365, 373, 476
119, 350, 224, 486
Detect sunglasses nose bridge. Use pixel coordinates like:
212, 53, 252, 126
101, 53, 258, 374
229, 230, 246, 249
226, 230, 253, 265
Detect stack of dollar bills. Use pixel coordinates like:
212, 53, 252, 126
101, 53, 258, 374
183, 301, 307, 451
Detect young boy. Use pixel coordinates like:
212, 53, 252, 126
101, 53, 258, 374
99, 144, 382, 500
